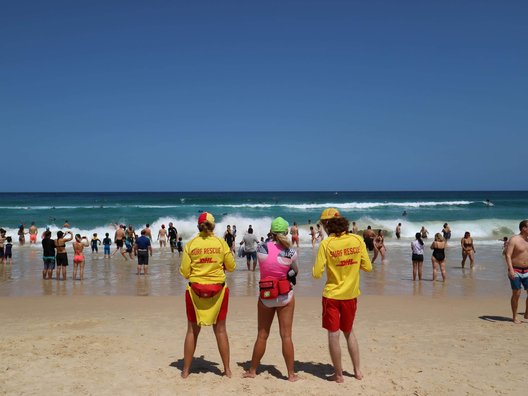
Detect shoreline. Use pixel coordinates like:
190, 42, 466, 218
1, 239, 512, 299
1, 240, 512, 299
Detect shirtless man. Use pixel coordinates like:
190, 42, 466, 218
28, 222, 38, 244
126, 225, 135, 243
362, 226, 376, 252
504, 219, 528, 324
55, 231, 73, 280
143, 224, 153, 240
351, 222, 358, 234
290, 222, 299, 247
395, 223, 401, 239
113, 225, 127, 259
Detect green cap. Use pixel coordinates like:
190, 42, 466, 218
271, 217, 289, 233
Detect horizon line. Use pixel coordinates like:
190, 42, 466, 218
0, 190, 526, 194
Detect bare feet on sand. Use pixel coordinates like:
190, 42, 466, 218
327, 371, 363, 382
182, 368, 231, 378
242, 371, 256, 379
327, 373, 344, 383
244, 370, 299, 382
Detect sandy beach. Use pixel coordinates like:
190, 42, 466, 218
0, 232, 524, 395
1, 293, 527, 395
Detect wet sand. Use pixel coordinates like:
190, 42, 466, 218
0, 239, 512, 298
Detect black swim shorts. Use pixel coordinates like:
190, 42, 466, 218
137, 250, 149, 265
56, 252, 68, 266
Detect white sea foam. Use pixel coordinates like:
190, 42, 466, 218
353, 216, 518, 239
0, 200, 474, 211
199, 201, 475, 210
278, 201, 475, 210
0, 216, 518, 245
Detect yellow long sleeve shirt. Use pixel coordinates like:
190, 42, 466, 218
180, 233, 236, 284
312, 232, 372, 300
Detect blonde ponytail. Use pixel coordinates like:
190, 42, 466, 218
273, 232, 291, 249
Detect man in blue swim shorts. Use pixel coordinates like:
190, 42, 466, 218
505, 219, 528, 324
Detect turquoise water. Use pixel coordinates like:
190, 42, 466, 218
0, 191, 520, 297
0, 191, 526, 241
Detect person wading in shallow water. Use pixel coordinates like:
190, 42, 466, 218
504, 220, 528, 324
461, 231, 476, 268
55, 230, 73, 280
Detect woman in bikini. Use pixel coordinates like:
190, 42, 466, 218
461, 231, 476, 268
18, 224, 27, 245
55, 231, 73, 280
372, 230, 386, 263
72, 234, 89, 280
430, 233, 447, 282
157, 224, 167, 250
309, 226, 317, 248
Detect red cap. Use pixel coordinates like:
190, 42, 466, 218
198, 212, 215, 225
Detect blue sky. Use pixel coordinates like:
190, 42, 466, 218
2, 0, 527, 192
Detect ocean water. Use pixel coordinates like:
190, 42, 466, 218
0, 191, 526, 242
0, 191, 522, 297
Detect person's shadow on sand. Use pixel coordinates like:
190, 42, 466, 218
237, 361, 284, 379
479, 315, 517, 323
170, 355, 223, 376
294, 361, 354, 380
237, 360, 354, 380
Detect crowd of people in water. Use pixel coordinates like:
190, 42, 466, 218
0, 218, 507, 282
0, 211, 527, 381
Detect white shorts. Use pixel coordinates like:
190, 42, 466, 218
260, 290, 294, 308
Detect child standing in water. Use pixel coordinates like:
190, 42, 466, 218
91, 233, 101, 256
177, 237, 183, 257
3, 237, 13, 264
103, 233, 112, 259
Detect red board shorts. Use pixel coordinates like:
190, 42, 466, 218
322, 296, 357, 332
185, 287, 230, 324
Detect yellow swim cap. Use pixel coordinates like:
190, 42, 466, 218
320, 208, 341, 220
